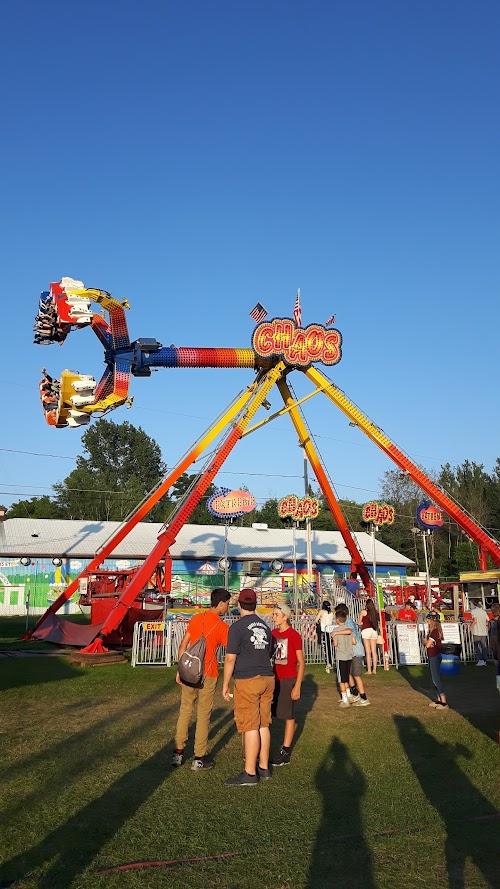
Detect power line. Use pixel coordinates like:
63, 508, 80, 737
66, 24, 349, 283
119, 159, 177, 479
0, 447, 76, 460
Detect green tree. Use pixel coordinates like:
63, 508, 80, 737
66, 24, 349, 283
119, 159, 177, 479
378, 469, 424, 566
252, 498, 280, 527
54, 419, 169, 521
168, 473, 217, 524
6, 495, 63, 519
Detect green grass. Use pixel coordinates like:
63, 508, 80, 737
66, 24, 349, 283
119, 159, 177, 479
0, 647, 499, 888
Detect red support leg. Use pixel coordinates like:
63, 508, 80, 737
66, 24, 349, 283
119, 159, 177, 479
306, 367, 500, 567
277, 379, 373, 594
479, 547, 488, 571
30, 384, 256, 638
81, 363, 286, 649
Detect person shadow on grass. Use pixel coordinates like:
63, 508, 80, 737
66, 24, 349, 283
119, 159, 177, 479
292, 673, 318, 748
398, 665, 499, 743
394, 715, 499, 889
306, 736, 375, 889
0, 744, 170, 889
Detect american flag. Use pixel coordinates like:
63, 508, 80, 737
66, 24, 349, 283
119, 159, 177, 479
325, 314, 336, 326
293, 289, 302, 327
249, 302, 268, 323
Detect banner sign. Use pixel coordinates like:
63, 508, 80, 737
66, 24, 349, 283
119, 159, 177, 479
252, 318, 342, 367
416, 500, 444, 530
278, 495, 320, 521
207, 487, 256, 519
395, 623, 421, 665
441, 622, 461, 645
362, 501, 395, 526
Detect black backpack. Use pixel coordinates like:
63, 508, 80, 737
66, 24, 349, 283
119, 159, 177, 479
178, 618, 218, 688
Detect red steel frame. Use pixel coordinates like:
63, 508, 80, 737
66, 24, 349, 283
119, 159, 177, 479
277, 378, 372, 592
305, 366, 500, 568
31, 347, 500, 653
29, 383, 258, 637
82, 362, 287, 651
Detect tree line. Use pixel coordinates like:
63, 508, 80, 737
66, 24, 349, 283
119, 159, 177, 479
7, 420, 500, 578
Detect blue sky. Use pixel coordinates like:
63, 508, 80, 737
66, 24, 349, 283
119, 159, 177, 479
1, 0, 499, 513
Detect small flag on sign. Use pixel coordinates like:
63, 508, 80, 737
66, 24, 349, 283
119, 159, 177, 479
249, 302, 268, 324
293, 289, 302, 327
325, 314, 336, 326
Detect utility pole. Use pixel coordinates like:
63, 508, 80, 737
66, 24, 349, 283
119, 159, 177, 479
304, 454, 313, 594
292, 520, 298, 616
422, 529, 432, 609
224, 521, 229, 589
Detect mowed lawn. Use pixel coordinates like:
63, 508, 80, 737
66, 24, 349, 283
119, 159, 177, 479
1, 627, 499, 888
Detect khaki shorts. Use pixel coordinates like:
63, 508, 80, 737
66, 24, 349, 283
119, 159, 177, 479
234, 675, 275, 732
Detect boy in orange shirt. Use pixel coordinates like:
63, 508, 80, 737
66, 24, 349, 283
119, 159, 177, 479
172, 587, 230, 770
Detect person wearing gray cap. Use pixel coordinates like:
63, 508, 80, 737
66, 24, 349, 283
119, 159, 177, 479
222, 588, 274, 786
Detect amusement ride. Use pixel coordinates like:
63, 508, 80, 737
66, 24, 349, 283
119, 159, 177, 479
29, 277, 500, 655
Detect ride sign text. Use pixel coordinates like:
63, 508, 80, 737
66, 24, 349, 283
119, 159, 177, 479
278, 495, 320, 521
416, 500, 444, 530
362, 501, 395, 526
207, 488, 256, 519
252, 318, 342, 367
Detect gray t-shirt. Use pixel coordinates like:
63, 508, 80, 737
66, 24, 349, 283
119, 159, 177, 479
226, 613, 274, 679
331, 626, 354, 661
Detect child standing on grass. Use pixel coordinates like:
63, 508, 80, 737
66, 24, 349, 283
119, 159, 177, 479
270, 604, 305, 766
333, 603, 370, 706
425, 612, 448, 709
329, 609, 355, 708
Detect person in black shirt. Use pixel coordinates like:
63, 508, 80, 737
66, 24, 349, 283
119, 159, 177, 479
223, 588, 274, 786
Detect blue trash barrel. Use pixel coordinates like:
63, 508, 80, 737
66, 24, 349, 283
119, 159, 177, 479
440, 642, 461, 675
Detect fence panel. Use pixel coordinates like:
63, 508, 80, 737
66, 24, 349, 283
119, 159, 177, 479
131, 620, 172, 667
132, 614, 480, 668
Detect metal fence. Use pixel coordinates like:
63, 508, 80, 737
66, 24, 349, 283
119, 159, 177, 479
131, 620, 173, 667
131, 612, 479, 669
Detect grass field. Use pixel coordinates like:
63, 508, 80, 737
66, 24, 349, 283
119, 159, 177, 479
1, 618, 499, 889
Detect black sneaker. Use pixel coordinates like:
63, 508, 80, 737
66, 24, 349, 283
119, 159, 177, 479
171, 750, 184, 767
271, 747, 291, 767
257, 765, 272, 780
191, 756, 215, 771
225, 771, 259, 786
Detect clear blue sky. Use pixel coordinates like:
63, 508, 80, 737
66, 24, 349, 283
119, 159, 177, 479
1, 0, 499, 513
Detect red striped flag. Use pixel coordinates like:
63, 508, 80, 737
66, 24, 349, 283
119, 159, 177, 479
293, 289, 302, 327
249, 302, 268, 324
325, 314, 336, 327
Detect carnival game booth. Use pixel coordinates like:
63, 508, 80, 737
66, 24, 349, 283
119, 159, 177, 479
459, 569, 500, 611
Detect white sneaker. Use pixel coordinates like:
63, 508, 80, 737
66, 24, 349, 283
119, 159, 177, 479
325, 665, 331, 674
352, 697, 370, 706
339, 700, 350, 708
476, 660, 487, 667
